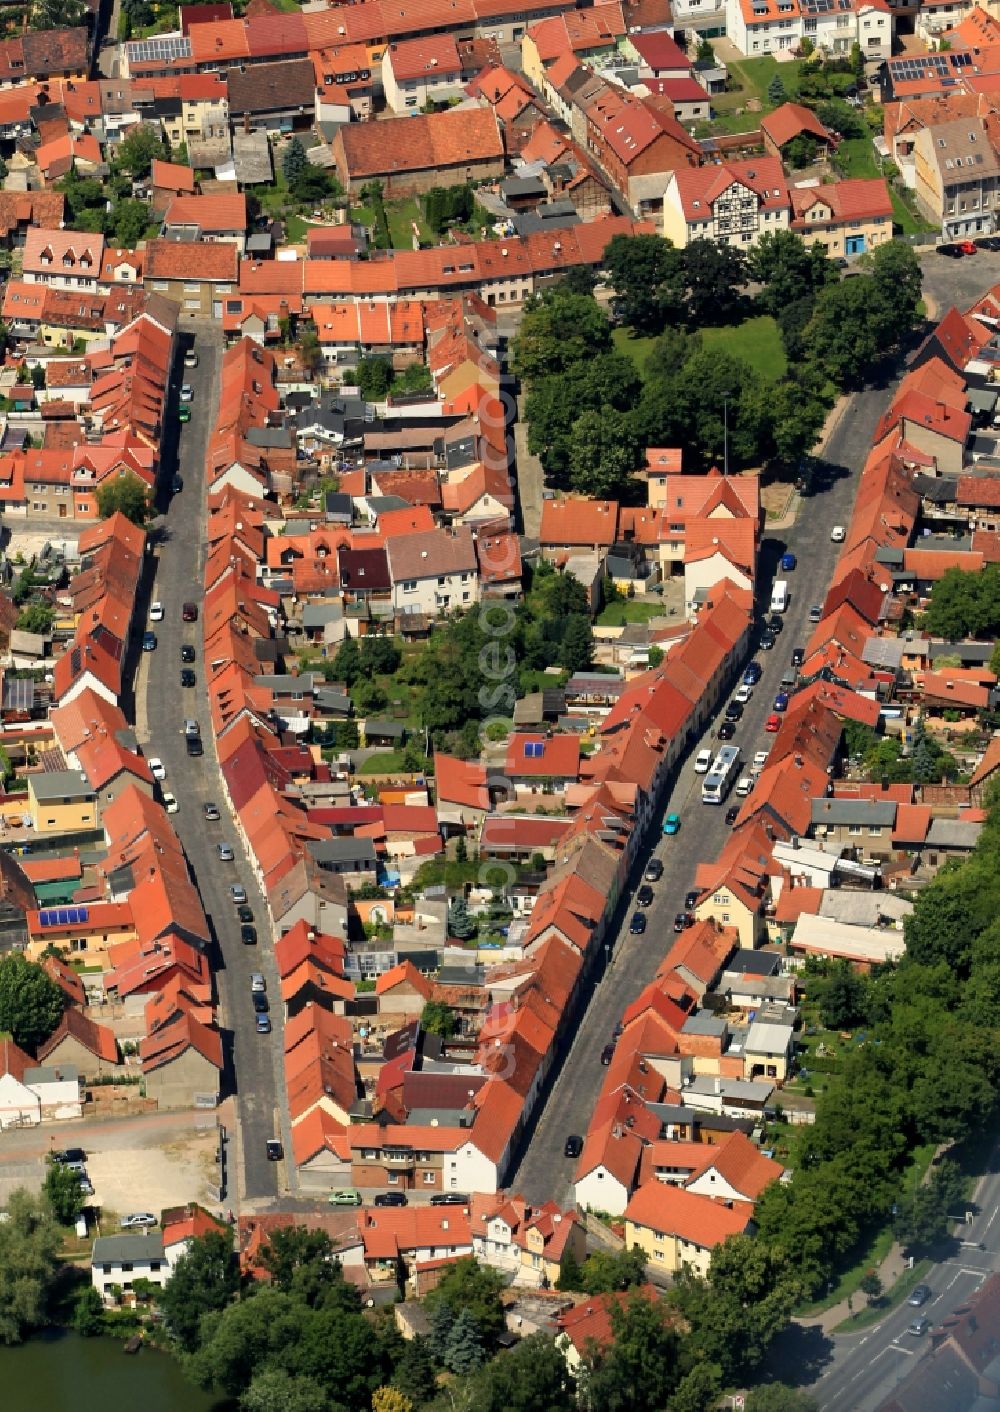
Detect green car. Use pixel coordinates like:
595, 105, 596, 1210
328, 1188, 362, 1207
662, 813, 681, 836
177, 406, 191, 423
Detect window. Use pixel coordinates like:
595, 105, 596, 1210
848, 824, 862, 836
868, 826, 881, 837
422, 1171, 436, 1185
387, 1172, 399, 1184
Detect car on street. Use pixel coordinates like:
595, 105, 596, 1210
684, 890, 700, 910
725, 700, 744, 721
809, 604, 823, 622
266, 1140, 283, 1161
149, 602, 164, 622
183, 719, 200, 737
765, 713, 782, 733
774, 692, 789, 712
250, 973, 266, 993
177, 406, 191, 423
78, 1176, 94, 1196
237, 904, 254, 922
662, 813, 681, 835
644, 859, 663, 882
760, 631, 776, 650
229, 885, 247, 904
780, 552, 797, 571
830, 525, 846, 542
53, 1148, 86, 1166
977, 236, 1000, 251
430, 1193, 470, 1206
181, 644, 196, 663
629, 911, 647, 934
959, 240, 978, 255
752, 750, 770, 771
908, 1284, 932, 1307
179, 383, 193, 402
600, 1044, 615, 1065
936, 242, 963, 257
636, 884, 654, 907
142, 631, 157, 652
162, 791, 178, 814
148, 757, 165, 781
180, 668, 196, 687
184, 349, 199, 368
735, 775, 753, 796
217, 843, 235, 862
241, 924, 257, 945
186, 737, 203, 757
172, 476, 183, 493
767, 614, 784, 635
734, 684, 752, 704
252, 992, 268, 1014
120, 1213, 157, 1230
203, 802, 221, 821
908, 1316, 931, 1337
255, 1014, 271, 1034
725, 805, 740, 825
564, 1135, 583, 1159
374, 1192, 407, 1207
792, 646, 805, 667
673, 912, 692, 932
182, 601, 198, 621
718, 720, 736, 740
694, 748, 713, 773
743, 662, 762, 685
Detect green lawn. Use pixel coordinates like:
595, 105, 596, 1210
596, 599, 665, 627
702, 315, 787, 381
834, 136, 881, 180
612, 326, 657, 376
386, 198, 432, 249
284, 214, 313, 243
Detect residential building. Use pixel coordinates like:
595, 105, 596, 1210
332, 108, 505, 199
144, 238, 239, 320
623, 1180, 754, 1276
91, 1232, 169, 1302
663, 157, 790, 248
386, 526, 480, 616
27, 770, 98, 835
382, 36, 464, 113
790, 176, 894, 257
913, 115, 1000, 237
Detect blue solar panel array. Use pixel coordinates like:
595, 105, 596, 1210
38, 906, 90, 927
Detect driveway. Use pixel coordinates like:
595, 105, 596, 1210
136, 329, 290, 1203
508, 382, 893, 1208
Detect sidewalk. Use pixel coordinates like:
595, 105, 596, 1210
798, 1243, 911, 1335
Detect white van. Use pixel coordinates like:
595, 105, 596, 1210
735, 775, 754, 797
770, 580, 789, 613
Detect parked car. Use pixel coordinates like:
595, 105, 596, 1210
162, 791, 178, 814
767, 613, 784, 635
203, 802, 221, 821
780, 552, 797, 571
636, 884, 654, 907
430, 1193, 469, 1206
752, 750, 770, 771
217, 843, 235, 862
142, 631, 157, 652
374, 1192, 407, 1207
792, 646, 805, 667
718, 720, 736, 740
735, 775, 753, 797
959, 240, 978, 255
183, 719, 200, 737
684, 890, 700, 911
908, 1284, 932, 1307
177, 406, 191, 424
694, 748, 713, 774
760, 631, 776, 650
179, 383, 194, 402
255, 1014, 271, 1034
184, 349, 199, 367
53, 1148, 86, 1166
629, 911, 647, 934
329, 1188, 363, 1206
830, 525, 846, 542
662, 813, 681, 835
644, 859, 663, 882
186, 737, 203, 757
936, 242, 963, 257
182, 601, 198, 621
600, 1044, 615, 1065
252, 992, 268, 1014
250, 973, 266, 993
673, 912, 692, 932
266, 1140, 283, 1161
725, 700, 744, 721
180, 644, 196, 663
809, 604, 823, 622
229, 885, 247, 904
725, 805, 740, 825
172, 476, 183, 493
765, 713, 782, 733
977, 236, 1000, 251
743, 661, 762, 685
237, 904, 254, 923
180, 668, 196, 688
774, 692, 789, 712
734, 684, 752, 704
564, 1135, 583, 1159
241, 925, 257, 945
120, 1213, 157, 1230
149, 602, 164, 622
148, 758, 165, 781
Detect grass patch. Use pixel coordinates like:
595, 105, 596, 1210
832, 1258, 933, 1333
834, 136, 881, 180
702, 315, 787, 381
357, 750, 414, 774
796, 1143, 936, 1315
284, 214, 314, 243
612, 325, 657, 376
385, 198, 432, 249
596, 599, 665, 627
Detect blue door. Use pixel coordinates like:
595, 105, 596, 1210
845, 235, 866, 256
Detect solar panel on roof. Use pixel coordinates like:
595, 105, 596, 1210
126, 34, 191, 63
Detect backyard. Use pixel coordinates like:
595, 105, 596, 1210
614, 314, 787, 383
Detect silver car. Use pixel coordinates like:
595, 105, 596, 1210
120, 1212, 157, 1230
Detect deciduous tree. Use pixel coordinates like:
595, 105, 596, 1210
0, 954, 64, 1049
159, 1230, 239, 1352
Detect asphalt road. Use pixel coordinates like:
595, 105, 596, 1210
509, 384, 891, 1210
138, 329, 288, 1202
794, 1161, 1000, 1411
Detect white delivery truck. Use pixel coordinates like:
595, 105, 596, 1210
770, 580, 789, 613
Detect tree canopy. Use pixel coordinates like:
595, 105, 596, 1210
0, 953, 64, 1049
919, 564, 1000, 641
96, 473, 151, 526
0, 1189, 61, 1344
159, 1230, 240, 1352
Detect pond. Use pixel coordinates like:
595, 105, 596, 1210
0, 1329, 230, 1412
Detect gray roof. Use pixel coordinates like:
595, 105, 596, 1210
302, 603, 344, 628
246, 426, 292, 450
929, 640, 994, 664
682, 1012, 727, 1038
309, 837, 378, 866
724, 948, 781, 977
811, 798, 896, 827
92, 1232, 165, 1264
364, 718, 405, 739
862, 637, 906, 670
254, 672, 316, 693
30, 770, 95, 802
2, 676, 34, 712
687, 1075, 773, 1103
926, 818, 982, 849
25, 1063, 78, 1084
745, 1019, 794, 1055
324, 492, 353, 520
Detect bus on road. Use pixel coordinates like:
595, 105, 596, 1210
702, 745, 741, 804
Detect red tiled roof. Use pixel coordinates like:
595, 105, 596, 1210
625, 1180, 754, 1245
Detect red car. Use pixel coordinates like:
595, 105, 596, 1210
959, 240, 978, 255
765, 713, 782, 733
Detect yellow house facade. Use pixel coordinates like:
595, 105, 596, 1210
27, 770, 97, 835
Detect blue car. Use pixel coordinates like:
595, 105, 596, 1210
743, 662, 762, 686
256, 1014, 271, 1034
142, 631, 157, 652
662, 813, 681, 835
774, 692, 789, 712
780, 552, 797, 572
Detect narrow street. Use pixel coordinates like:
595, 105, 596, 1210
135, 329, 290, 1202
